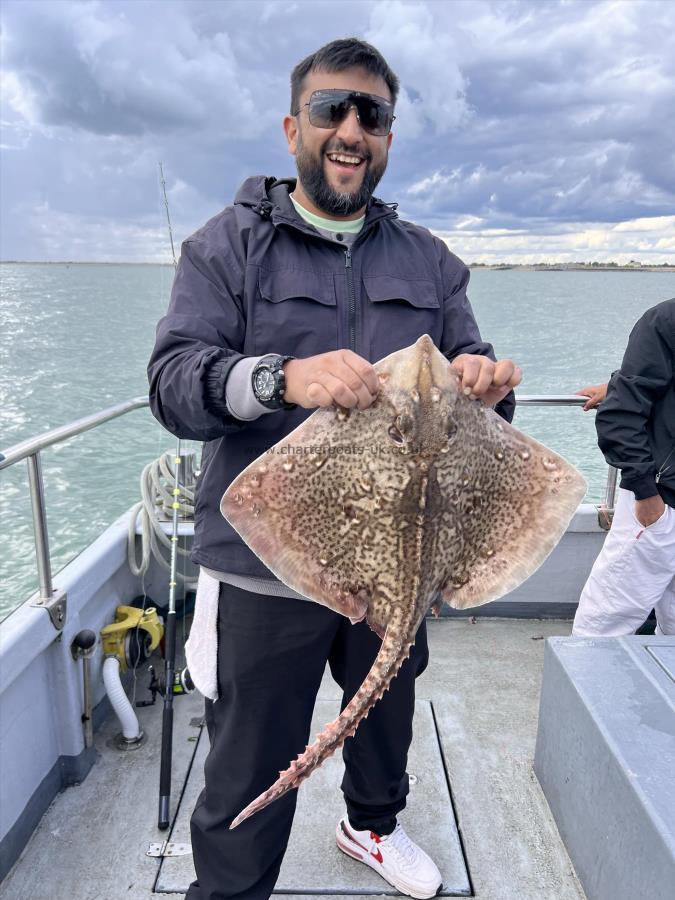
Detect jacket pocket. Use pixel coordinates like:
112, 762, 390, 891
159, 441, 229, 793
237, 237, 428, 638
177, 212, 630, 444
254, 268, 338, 358
362, 275, 443, 362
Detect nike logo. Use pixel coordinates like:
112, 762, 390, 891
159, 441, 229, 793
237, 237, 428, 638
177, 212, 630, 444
341, 823, 384, 865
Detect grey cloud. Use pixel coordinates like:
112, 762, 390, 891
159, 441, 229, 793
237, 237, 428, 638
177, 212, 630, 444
1, 0, 674, 261
2, 0, 279, 137
387, 0, 675, 226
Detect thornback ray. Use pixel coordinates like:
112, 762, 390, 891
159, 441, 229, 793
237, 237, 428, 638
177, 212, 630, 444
220, 334, 586, 828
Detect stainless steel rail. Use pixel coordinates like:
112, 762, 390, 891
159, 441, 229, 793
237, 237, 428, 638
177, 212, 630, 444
517, 395, 587, 406
0, 397, 150, 627
0, 396, 150, 469
0, 394, 615, 628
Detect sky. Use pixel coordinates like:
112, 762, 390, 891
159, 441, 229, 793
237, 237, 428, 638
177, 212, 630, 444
1, 0, 674, 264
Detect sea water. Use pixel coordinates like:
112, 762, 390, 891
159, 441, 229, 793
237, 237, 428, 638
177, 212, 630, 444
1, 263, 674, 618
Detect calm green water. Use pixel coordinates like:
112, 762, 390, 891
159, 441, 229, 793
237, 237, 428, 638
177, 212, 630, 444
2, 263, 674, 619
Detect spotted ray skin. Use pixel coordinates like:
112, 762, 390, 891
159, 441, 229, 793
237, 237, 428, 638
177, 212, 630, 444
221, 334, 586, 828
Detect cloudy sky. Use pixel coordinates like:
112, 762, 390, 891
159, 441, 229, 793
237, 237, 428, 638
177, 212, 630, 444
1, 0, 674, 263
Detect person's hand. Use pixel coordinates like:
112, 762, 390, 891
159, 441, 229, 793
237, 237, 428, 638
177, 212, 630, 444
284, 350, 379, 410
450, 355, 522, 407
575, 383, 608, 411
635, 495, 666, 528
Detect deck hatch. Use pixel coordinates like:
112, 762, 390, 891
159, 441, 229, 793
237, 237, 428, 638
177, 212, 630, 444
156, 699, 471, 896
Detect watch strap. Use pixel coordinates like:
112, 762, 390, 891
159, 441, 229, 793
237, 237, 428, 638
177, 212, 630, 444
251, 354, 297, 410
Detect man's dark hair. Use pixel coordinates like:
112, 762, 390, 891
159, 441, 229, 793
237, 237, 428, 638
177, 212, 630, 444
290, 38, 399, 113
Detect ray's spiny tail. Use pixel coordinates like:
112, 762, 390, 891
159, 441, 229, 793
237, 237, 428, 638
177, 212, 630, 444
229, 615, 417, 829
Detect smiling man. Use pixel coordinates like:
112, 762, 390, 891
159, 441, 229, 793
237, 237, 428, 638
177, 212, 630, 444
148, 38, 519, 900
286, 70, 393, 220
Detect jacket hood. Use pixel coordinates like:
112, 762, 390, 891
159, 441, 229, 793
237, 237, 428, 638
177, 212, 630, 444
233, 175, 281, 210
233, 175, 398, 225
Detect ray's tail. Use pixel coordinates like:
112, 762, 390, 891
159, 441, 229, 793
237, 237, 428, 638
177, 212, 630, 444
229, 620, 414, 829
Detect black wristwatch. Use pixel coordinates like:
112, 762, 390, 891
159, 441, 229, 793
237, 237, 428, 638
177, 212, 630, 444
251, 354, 297, 410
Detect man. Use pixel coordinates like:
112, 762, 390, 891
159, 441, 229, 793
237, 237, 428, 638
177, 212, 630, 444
573, 299, 675, 637
148, 38, 520, 900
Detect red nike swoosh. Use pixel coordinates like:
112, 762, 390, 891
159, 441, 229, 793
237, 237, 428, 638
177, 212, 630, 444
341, 823, 384, 865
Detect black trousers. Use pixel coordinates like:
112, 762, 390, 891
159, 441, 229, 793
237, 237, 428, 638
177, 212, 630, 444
185, 583, 429, 900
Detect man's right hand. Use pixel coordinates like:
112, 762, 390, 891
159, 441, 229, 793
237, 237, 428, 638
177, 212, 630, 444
284, 350, 380, 410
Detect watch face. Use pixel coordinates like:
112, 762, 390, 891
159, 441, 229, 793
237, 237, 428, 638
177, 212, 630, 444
254, 368, 275, 401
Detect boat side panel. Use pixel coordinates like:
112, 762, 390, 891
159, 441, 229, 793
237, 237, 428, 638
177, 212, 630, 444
534, 636, 675, 900
0, 510, 188, 865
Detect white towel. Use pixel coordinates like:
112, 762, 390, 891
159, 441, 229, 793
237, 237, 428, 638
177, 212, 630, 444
185, 568, 221, 700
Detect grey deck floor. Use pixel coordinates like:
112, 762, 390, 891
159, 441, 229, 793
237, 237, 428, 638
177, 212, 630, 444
156, 699, 470, 896
0, 619, 586, 900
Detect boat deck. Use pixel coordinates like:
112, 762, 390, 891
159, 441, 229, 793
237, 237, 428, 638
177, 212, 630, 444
0, 618, 585, 900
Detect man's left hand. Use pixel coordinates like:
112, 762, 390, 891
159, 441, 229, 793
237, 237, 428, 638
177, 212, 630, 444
451, 355, 522, 407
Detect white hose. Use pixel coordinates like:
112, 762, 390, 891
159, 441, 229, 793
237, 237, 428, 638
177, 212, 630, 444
103, 656, 141, 740
127, 451, 196, 582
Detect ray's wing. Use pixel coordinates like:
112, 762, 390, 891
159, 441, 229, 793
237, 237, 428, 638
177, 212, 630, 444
437, 403, 587, 610
221, 402, 394, 621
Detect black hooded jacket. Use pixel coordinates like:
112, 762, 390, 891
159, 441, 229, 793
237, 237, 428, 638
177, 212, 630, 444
148, 176, 515, 577
595, 298, 675, 508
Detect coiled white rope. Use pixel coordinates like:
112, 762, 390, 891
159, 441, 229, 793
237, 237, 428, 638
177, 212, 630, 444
127, 452, 196, 582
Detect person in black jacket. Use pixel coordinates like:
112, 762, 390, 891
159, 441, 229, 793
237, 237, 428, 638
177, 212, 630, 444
573, 298, 675, 637
149, 38, 520, 900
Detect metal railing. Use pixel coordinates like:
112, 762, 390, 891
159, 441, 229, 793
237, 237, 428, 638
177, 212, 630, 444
0, 397, 150, 628
0, 394, 616, 629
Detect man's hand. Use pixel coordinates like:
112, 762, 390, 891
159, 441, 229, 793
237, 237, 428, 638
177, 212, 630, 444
635, 495, 666, 528
450, 355, 521, 407
284, 350, 380, 410
575, 383, 608, 411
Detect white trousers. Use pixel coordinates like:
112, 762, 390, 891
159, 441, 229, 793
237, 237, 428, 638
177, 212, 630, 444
573, 488, 675, 636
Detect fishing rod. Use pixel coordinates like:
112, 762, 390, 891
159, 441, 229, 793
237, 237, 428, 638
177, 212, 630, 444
157, 161, 185, 831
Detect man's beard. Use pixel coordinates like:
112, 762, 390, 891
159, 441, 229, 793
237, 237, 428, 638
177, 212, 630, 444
295, 136, 387, 217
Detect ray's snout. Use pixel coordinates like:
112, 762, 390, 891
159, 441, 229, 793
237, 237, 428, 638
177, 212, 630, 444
411, 334, 457, 393
407, 335, 459, 410
379, 334, 451, 397
415, 333, 435, 353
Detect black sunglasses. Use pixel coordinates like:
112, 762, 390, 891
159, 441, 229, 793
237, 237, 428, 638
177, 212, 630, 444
293, 89, 395, 136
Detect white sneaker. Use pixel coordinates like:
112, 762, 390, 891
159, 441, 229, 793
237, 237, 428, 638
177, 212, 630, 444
336, 817, 443, 899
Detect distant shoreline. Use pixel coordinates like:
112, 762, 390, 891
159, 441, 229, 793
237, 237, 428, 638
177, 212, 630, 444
468, 263, 675, 272
2, 260, 673, 272
0, 260, 174, 267
470, 264, 675, 272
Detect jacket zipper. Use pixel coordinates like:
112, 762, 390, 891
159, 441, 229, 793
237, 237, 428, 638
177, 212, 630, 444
655, 446, 675, 484
345, 247, 356, 352
272, 204, 398, 355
